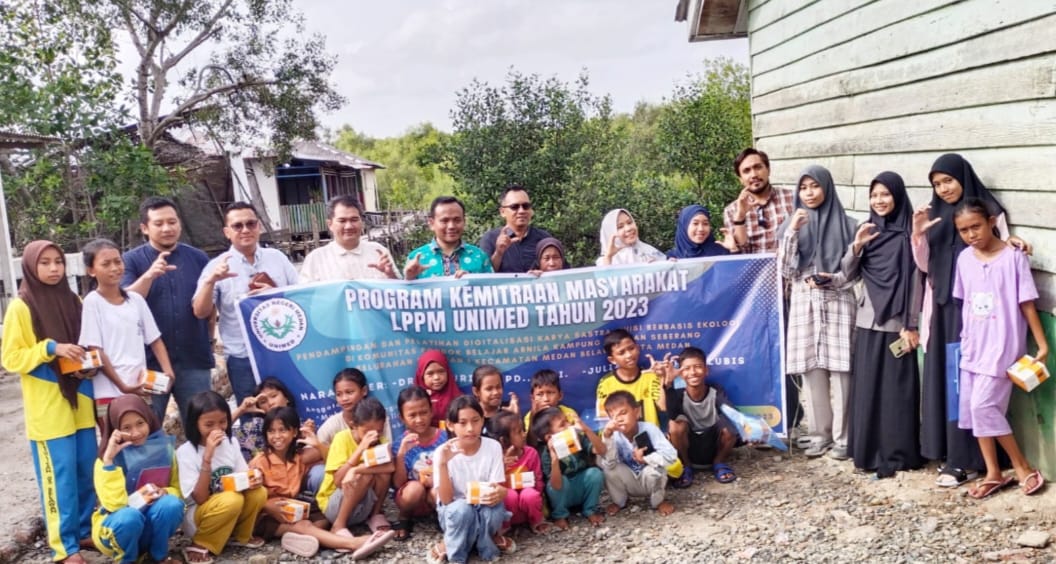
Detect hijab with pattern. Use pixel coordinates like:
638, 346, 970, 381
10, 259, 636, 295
927, 153, 1006, 305
667, 205, 730, 258
598, 208, 665, 264
414, 350, 461, 426
19, 240, 83, 408
860, 172, 916, 327
98, 393, 160, 459
776, 165, 857, 273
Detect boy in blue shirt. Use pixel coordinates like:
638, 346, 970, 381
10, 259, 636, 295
599, 391, 677, 516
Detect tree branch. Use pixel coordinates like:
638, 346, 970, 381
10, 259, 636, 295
147, 78, 277, 145
162, 0, 236, 71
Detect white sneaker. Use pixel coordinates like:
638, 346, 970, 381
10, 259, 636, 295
804, 438, 833, 458
827, 445, 849, 460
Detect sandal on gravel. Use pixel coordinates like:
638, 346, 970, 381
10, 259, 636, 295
393, 518, 414, 541
227, 536, 265, 549
713, 463, 736, 484
353, 529, 396, 560
333, 528, 355, 553
672, 466, 694, 488
1021, 470, 1045, 495
968, 476, 1014, 499
935, 467, 978, 488
281, 532, 319, 558
182, 545, 214, 564
426, 541, 447, 564
367, 513, 392, 533
494, 534, 517, 554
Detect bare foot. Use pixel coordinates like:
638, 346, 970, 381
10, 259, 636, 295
605, 502, 622, 516
587, 513, 606, 526
61, 554, 87, 564
531, 522, 552, 534
656, 501, 675, 516
553, 517, 570, 530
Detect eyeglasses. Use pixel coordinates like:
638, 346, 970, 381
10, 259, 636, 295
228, 219, 259, 231
756, 207, 768, 229
502, 203, 532, 211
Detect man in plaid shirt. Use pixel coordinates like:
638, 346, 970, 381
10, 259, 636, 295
723, 148, 795, 254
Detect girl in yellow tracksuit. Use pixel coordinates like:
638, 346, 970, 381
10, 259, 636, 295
1, 241, 96, 563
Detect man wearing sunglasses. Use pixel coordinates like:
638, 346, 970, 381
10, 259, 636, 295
478, 184, 555, 273
193, 201, 299, 411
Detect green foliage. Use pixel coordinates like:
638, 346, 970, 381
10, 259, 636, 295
655, 57, 752, 215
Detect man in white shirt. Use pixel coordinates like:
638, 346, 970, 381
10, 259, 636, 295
300, 195, 399, 283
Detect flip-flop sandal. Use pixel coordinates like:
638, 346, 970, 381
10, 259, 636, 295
393, 519, 414, 541
713, 463, 737, 484
968, 476, 1014, 499
227, 536, 266, 549
281, 531, 319, 557
334, 528, 355, 553
367, 513, 392, 533
935, 467, 978, 488
353, 529, 396, 560
494, 534, 517, 554
672, 466, 694, 488
1021, 470, 1045, 495
182, 545, 215, 564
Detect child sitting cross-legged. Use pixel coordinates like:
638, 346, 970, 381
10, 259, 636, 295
487, 410, 548, 534
665, 347, 743, 487
531, 407, 606, 530
599, 391, 677, 516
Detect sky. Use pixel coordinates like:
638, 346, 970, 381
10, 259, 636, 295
293, 0, 748, 138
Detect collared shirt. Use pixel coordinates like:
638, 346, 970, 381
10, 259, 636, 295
122, 242, 214, 369
478, 225, 553, 273
196, 245, 299, 358
723, 186, 795, 254
406, 239, 493, 279
299, 240, 399, 283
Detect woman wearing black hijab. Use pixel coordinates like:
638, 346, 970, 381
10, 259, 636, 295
911, 154, 1031, 487
842, 172, 924, 478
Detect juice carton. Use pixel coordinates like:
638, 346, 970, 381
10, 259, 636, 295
361, 443, 391, 467
141, 370, 171, 395
126, 483, 162, 510
508, 471, 535, 490
277, 498, 311, 523
1008, 355, 1050, 392
57, 349, 103, 375
220, 468, 261, 492
467, 481, 495, 505
549, 427, 581, 459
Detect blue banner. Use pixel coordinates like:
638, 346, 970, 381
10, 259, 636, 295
237, 255, 785, 435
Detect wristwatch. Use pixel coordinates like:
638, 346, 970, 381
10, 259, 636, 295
732, 219, 747, 226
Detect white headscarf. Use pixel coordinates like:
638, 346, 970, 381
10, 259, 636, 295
597, 208, 665, 265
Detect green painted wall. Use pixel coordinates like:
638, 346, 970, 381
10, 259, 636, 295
1009, 311, 1056, 479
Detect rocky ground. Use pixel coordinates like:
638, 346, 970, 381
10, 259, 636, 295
2, 372, 1054, 563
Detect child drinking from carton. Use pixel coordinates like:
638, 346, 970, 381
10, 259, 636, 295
416, 350, 463, 427
93, 394, 184, 564
427, 396, 513, 564
472, 364, 519, 435
487, 411, 548, 534
317, 397, 394, 538
599, 391, 677, 516
177, 391, 267, 563
393, 387, 449, 540
249, 406, 394, 558
665, 347, 742, 487
522, 369, 579, 448
531, 407, 606, 530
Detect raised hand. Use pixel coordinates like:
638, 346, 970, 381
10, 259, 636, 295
503, 445, 518, 466
368, 249, 397, 278
207, 255, 237, 284
853, 222, 880, 252
102, 430, 133, 464
404, 255, 425, 280
507, 392, 520, 415
912, 205, 941, 236
790, 209, 809, 232
719, 227, 739, 253
398, 432, 419, 457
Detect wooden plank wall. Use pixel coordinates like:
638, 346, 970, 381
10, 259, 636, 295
746, 0, 1056, 311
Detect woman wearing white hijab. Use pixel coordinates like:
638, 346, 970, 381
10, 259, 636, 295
596, 208, 665, 266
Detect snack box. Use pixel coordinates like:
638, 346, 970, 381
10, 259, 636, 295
220, 468, 261, 492
362, 443, 391, 467
1008, 355, 1050, 392
277, 498, 311, 523
467, 481, 495, 505
508, 471, 535, 490
126, 483, 162, 510
142, 370, 171, 395
57, 349, 103, 375
549, 427, 581, 459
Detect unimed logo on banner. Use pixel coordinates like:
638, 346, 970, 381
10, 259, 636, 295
251, 298, 308, 352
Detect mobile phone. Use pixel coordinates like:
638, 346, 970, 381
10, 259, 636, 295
889, 337, 909, 358
808, 274, 832, 286
633, 431, 655, 455
249, 271, 275, 290
504, 227, 516, 238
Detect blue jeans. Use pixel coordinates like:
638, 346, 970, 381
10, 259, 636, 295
96, 495, 185, 562
226, 355, 258, 422
437, 499, 507, 563
304, 464, 325, 498
150, 362, 213, 429
545, 466, 603, 519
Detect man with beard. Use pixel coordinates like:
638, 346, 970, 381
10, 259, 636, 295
723, 148, 795, 254
478, 184, 554, 273
300, 194, 399, 282
122, 196, 213, 426
404, 196, 492, 279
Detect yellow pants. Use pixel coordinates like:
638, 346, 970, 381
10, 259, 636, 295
193, 489, 267, 554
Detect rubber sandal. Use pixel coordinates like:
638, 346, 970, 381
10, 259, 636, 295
494, 534, 517, 554
1021, 470, 1045, 495
353, 529, 396, 560
935, 467, 978, 488
426, 541, 447, 564
334, 528, 355, 554
182, 545, 214, 564
281, 531, 319, 557
227, 536, 266, 549
393, 518, 414, 541
672, 465, 694, 489
968, 476, 1014, 499
713, 462, 736, 484
367, 513, 392, 533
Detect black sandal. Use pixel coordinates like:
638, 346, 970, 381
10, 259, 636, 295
393, 519, 414, 541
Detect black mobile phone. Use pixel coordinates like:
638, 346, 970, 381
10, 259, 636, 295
504, 227, 516, 238
633, 431, 655, 455
808, 274, 832, 286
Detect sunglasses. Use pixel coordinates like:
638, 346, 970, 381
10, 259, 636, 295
756, 207, 768, 229
228, 219, 259, 231
502, 203, 532, 211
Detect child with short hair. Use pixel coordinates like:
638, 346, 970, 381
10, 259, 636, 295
416, 350, 463, 427
177, 391, 267, 563
666, 347, 742, 487
487, 411, 547, 534
317, 397, 394, 536
472, 364, 519, 435
531, 407, 606, 530
522, 369, 578, 447
249, 406, 394, 558
594, 329, 667, 425
428, 396, 511, 564
599, 391, 677, 516
950, 199, 1048, 499
393, 386, 448, 541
